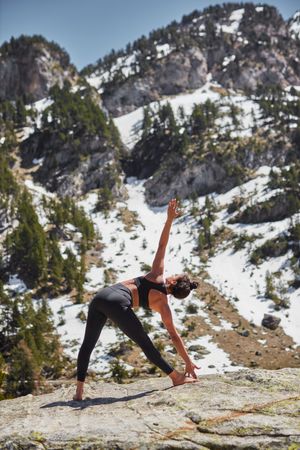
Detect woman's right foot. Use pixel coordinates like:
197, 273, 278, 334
170, 371, 199, 386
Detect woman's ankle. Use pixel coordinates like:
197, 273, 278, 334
168, 369, 180, 381
76, 380, 84, 392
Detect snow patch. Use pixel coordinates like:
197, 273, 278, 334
290, 11, 300, 40
4, 274, 27, 294
156, 43, 173, 59
222, 54, 236, 67
32, 157, 45, 165
216, 8, 244, 34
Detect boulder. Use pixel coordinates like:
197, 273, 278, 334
262, 314, 281, 330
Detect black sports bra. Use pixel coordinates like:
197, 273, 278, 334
134, 276, 168, 309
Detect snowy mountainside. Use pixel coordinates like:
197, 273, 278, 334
113, 77, 260, 150
3, 164, 299, 380
1, 90, 299, 388
289, 10, 300, 40
83, 3, 300, 117
113, 76, 300, 208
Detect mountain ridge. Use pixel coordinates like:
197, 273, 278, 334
82, 3, 300, 117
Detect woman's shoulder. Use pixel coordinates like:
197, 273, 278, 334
144, 272, 165, 284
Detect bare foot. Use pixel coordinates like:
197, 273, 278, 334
73, 380, 84, 401
171, 371, 199, 386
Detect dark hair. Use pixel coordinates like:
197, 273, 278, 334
170, 275, 199, 299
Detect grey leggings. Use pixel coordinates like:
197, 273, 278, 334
76, 283, 174, 381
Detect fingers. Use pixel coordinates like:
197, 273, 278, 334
168, 199, 177, 209
185, 369, 198, 379
168, 198, 181, 219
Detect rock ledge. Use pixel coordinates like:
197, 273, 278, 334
0, 368, 300, 449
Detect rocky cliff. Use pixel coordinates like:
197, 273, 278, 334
1, 368, 299, 449
0, 35, 78, 103
21, 129, 127, 199
18, 82, 128, 200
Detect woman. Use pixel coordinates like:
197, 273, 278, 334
73, 198, 200, 401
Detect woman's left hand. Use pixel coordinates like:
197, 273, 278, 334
185, 360, 200, 379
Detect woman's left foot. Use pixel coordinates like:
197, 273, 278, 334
72, 394, 83, 401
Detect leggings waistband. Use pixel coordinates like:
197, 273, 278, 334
105, 283, 133, 305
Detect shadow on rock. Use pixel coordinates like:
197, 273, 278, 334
40, 389, 158, 410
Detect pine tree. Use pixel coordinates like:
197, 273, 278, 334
63, 249, 78, 291
191, 104, 206, 135
75, 254, 86, 304
95, 185, 114, 214
108, 117, 122, 148
0, 154, 19, 198
15, 97, 27, 127
178, 106, 186, 123
47, 237, 64, 292
177, 130, 190, 155
7, 189, 47, 287
5, 340, 36, 397
142, 106, 152, 137
159, 102, 178, 133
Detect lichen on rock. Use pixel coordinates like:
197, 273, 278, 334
0, 368, 299, 449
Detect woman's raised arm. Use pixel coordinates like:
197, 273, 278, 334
148, 198, 180, 279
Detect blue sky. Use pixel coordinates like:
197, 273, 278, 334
0, 0, 299, 70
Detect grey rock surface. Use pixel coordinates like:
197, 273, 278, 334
0, 368, 300, 449
20, 131, 127, 200
0, 40, 78, 103
102, 47, 207, 117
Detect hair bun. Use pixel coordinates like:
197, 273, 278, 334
190, 281, 199, 290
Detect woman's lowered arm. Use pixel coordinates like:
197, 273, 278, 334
160, 301, 200, 378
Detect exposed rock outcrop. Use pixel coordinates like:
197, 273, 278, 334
139, 138, 290, 207
0, 35, 78, 103
21, 131, 127, 199
230, 192, 300, 224
144, 158, 231, 207
102, 47, 207, 116
0, 368, 299, 449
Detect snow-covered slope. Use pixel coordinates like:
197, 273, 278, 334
206, 166, 300, 344
4, 78, 299, 380
5, 164, 298, 379
113, 77, 261, 150
45, 177, 244, 376
289, 11, 300, 40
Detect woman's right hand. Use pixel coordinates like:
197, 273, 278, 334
167, 198, 181, 220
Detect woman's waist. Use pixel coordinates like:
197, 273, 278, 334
110, 282, 133, 296
96, 283, 133, 304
